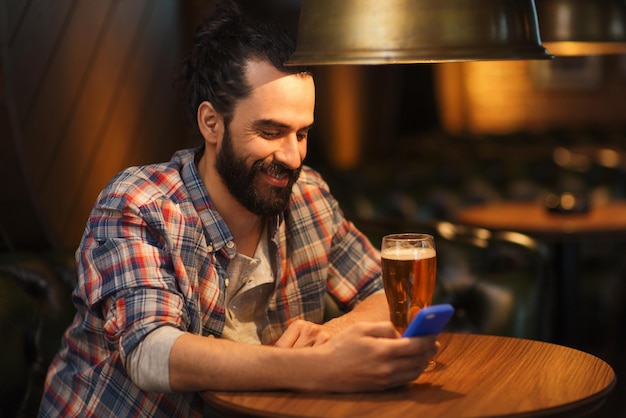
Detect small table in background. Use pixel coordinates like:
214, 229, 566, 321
456, 200, 626, 241
202, 333, 616, 418
456, 200, 626, 345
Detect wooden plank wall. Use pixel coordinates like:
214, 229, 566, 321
1, 0, 203, 251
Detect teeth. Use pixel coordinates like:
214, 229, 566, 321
266, 165, 288, 179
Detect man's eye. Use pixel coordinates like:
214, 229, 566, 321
261, 131, 281, 139
297, 132, 308, 141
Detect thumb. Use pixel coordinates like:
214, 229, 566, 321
351, 321, 401, 339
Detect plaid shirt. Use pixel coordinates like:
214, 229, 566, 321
39, 148, 383, 417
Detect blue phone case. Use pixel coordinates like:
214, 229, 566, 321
402, 304, 455, 338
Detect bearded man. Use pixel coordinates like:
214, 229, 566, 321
39, 2, 438, 417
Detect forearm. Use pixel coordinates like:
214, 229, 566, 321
169, 333, 319, 392
324, 293, 389, 332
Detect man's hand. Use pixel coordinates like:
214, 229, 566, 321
303, 322, 440, 392
274, 319, 334, 348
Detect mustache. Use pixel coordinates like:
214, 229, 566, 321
255, 160, 301, 181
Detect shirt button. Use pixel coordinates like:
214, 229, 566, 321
226, 241, 235, 249
207, 244, 214, 252
225, 278, 230, 288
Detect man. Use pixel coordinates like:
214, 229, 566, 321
39, 2, 438, 416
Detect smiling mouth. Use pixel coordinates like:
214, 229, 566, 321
261, 169, 289, 187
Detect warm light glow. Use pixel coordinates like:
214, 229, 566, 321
327, 66, 363, 169
434, 63, 467, 135
554, 3, 572, 39
543, 41, 626, 56
435, 61, 539, 134
553, 147, 591, 172
560, 192, 576, 210
553, 147, 571, 166
597, 148, 621, 168
536, 0, 626, 56
435, 56, 626, 134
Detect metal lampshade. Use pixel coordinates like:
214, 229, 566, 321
535, 0, 626, 55
287, 0, 553, 65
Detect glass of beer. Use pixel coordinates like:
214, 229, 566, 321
381, 233, 438, 369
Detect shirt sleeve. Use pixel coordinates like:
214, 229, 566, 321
293, 168, 384, 311
328, 214, 384, 309
125, 325, 185, 392
76, 181, 196, 361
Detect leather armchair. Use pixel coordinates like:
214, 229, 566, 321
0, 253, 76, 418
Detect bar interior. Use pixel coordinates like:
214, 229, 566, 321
1, 1, 624, 416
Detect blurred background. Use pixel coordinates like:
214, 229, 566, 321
1, 0, 624, 416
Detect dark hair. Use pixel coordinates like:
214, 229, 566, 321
177, 0, 310, 132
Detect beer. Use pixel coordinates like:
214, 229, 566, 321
381, 247, 437, 333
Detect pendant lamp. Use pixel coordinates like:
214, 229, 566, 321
286, 0, 553, 65
535, 0, 626, 56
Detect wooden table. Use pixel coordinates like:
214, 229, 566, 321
202, 333, 616, 418
456, 201, 626, 242
456, 200, 626, 344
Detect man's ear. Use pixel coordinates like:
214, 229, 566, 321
197, 101, 223, 145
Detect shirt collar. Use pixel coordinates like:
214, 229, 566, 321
177, 147, 283, 255
177, 147, 233, 255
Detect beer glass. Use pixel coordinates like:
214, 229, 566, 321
381, 233, 437, 369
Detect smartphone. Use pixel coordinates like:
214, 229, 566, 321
402, 304, 455, 338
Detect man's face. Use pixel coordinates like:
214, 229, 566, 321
215, 126, 302, 216
215, 61, 315, 216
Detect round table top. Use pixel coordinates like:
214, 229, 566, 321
203, 333, 616, 418
456, 200, 626, 241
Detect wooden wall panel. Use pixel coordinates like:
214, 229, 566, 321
25, 0, 114, 184
39, 1, 150, 243
68, 0, 188, 243
1, 0, 76, 250
8, 0, 74, 123
2, 0, 190, 250
6, 0, 27, 38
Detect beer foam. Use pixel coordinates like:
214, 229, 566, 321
381, 247, 436, 260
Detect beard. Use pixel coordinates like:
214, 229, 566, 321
215, 128, 302, 217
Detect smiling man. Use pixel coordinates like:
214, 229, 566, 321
38, 2, 438, 417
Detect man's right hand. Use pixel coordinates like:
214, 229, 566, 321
293, 321, 440, 393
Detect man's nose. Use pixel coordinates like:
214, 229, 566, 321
274, 134, 303, 170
